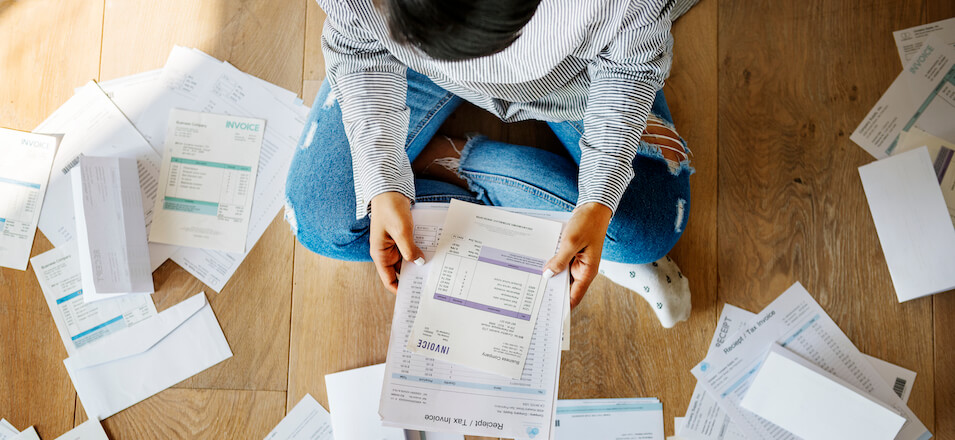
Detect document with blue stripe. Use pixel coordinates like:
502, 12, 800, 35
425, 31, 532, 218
554, 398, 664, 439
149, 109, 264, 253
31, 243, 157, 356
0, 127, 57, 270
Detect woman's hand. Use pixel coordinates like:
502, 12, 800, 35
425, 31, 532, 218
369, 192, 425, 294
544, 202, 613, 309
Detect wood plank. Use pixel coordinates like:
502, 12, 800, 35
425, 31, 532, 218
75, 388, 286, 439
717, 0, 935, 428
98, 0, 304, 391
303, 0, 327, 107
0, 0, 105, 436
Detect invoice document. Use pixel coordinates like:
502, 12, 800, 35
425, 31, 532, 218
407, 200, 562, 378
896, 128, 955, 223
72, 156, 154, 301
740, 344, 905, 440
859, 147, 955, 301
150, 109, 264, 253
0, 128, 57, 270
52, 419, 108, 440
263, 394, 332, 440
381, 204, 568, 440
113, 46, 304, 291
893, 17, 955, 66
33, 81, 171, 272
31, 243, 157, 356
851, 35, 955, 158
64, 292, 232, 420
690, 283, 932, 440
554, 398, 664, 440
325, 363, 464, 440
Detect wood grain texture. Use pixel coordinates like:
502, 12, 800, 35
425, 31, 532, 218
0, 0, 105, 435
75, 388, 286, 439
717, 0, 935, 428
98, 0, 302, 391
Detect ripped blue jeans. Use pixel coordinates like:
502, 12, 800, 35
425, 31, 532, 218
284, 70, 692, 264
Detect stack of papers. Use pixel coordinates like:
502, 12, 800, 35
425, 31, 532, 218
33, 45, 308, 292
0, 128, 57, 271
0, 419, 107, 440
676, 283, 931, 440
851, 22, 955, 301
555, 398, 664, 439
263, 394, 332, 440
379, 203, 569, 439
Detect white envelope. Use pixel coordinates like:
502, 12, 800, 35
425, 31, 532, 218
64, 293, 233, 420
53, 419, 108, 440
12, 427, 38, 440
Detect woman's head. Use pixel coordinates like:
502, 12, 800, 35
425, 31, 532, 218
375, 0, 543, 62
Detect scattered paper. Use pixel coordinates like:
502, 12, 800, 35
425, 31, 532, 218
740, 345, 906, 440
893, 17, 955, 66
150, 110, 264, 253
53, 419, 109, 440
380, 204, 567, 439
31, 243, 157, 356
691, 283, 931, 440
325, 364, 462, 440
12, 427, 38, 440
0, 128, 57, 270
851, 35, 955, 158
0, 419, 18, 440
72, 156, 153, 301
554, 398, 664, 439
859, 147, 955, 301
64, 292, 233, 420
896, 127, 955, 223
33, 81, 170, 272
408, 200, 562, 378
263, 394, 332, 440
864, 354, 917, 403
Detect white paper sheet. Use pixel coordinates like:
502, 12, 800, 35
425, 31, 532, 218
12, 427, 38, 440
0, 128, 57, 270
263, 394, 332, 440
896, 128, 955, 224
859, 147, 955, 301
33, 81, 171, 272
851, 35, 955, 158
64, 292, 233, 420
408, 200, 562, 378
72, 156, 154, 301
31, 243, 157, 356
690, 283, 931, 440
677, 305, 754, 440
149, 109, 264, 253
740, 345, 906, 440
554, 398, 664, 440
325, 364, 464, 440
52, 419, 108, 440
380, 204, 568, 440
0, 419, 17, 440
893, 17, 955, 66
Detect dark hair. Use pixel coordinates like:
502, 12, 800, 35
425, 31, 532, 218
376, 0, 543, 62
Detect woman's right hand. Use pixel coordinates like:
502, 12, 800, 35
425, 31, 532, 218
369, 192, 425, 294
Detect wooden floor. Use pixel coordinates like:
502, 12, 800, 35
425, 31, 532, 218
1, 0, 953, 438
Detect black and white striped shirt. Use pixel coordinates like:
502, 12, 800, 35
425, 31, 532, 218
318, 0, 694, 218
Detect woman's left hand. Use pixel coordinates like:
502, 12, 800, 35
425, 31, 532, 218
544, 202, 613, 309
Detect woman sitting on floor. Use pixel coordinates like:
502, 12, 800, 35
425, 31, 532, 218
284, 0, 697, 327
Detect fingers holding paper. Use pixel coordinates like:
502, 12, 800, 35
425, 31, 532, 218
545, 202, 612, 309
370, 192, 425, 294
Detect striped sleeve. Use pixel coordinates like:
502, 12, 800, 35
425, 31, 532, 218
578, 0, 674, 213
319, 0, 412, 219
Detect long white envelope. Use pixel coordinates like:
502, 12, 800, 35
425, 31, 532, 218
64, 293, 233, 420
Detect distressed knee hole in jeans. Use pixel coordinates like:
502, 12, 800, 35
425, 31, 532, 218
301, 121, 318, 150
674, 198, 687, 233
639, 115, 693, 176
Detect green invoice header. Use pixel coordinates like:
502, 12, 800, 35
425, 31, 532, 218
226, 120, 261, 132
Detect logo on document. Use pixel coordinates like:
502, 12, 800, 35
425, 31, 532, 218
526, 427, 540, 438
700, 362, 710, 372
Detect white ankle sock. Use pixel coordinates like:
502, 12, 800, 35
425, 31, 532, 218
598, 255, 691, 328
